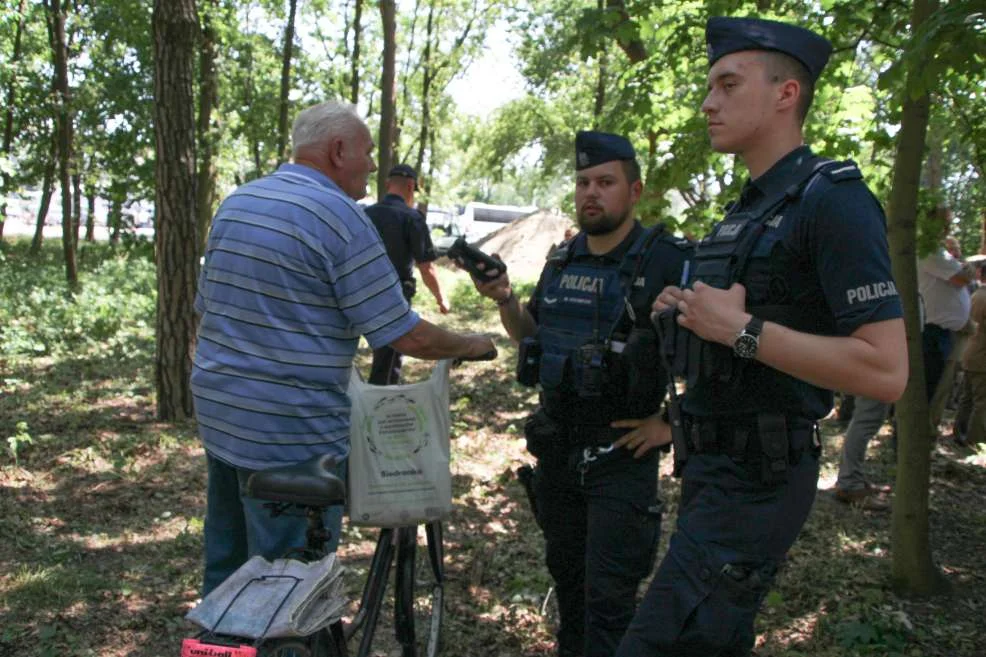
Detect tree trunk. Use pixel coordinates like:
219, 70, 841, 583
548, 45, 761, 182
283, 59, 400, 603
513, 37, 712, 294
350, 0, 362, 105
593, 0, 607, 127
108, 194, 123, 246
84, 187, 95, 242
196, 0, 220, 257
414, 0, 435, 177
275, 0, 297, 166
377, 0, 397, 201
30, 137, 56, 254
153, 0, 200, 421
44, 0, 77, 288
0, 0, 27, 242
71, 171, 81, 248
888, 0, 949, 598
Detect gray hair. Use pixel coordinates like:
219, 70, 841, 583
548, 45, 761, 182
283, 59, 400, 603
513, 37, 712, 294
291, 101, 362, 155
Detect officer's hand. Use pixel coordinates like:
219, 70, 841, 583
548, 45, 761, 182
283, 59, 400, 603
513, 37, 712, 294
474, 253, 512, 304
653, 286, 685, 313
611, 414, 672, 459
675, 281, 751, 346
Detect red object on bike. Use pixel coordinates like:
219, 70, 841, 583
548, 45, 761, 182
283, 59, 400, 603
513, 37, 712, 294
180, 638, 258, 657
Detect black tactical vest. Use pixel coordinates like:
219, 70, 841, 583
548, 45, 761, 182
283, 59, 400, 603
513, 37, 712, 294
536, 226, 667, 425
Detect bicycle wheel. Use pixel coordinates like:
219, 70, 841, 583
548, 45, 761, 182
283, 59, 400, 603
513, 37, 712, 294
394, 522, 444, 657
258, 623, 346, 657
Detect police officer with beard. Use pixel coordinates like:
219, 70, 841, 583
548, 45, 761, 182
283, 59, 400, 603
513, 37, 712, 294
615, 18, 908, 656
472, 131, 690, 657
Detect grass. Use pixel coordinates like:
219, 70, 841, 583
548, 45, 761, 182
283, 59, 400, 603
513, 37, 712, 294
1, 238, 985, 656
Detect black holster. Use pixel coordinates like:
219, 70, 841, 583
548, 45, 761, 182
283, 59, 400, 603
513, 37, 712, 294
757, 414, 789, 485
523, 408, 564, 460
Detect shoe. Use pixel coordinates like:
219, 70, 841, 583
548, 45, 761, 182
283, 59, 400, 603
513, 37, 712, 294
833, 483, 890, 510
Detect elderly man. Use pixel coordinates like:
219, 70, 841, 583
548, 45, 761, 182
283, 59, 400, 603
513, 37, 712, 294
191, 101, 493, 595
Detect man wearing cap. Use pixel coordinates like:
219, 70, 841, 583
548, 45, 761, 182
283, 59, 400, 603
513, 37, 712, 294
471, 131, 690, 657
364, 163, 450, 384
623, 17, 907, 655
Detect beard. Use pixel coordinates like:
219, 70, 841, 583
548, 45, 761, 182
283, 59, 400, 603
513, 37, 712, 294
576, 206, 630, 235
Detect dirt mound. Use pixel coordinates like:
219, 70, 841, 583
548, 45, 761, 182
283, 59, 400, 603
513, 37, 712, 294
475, 210, 575, 282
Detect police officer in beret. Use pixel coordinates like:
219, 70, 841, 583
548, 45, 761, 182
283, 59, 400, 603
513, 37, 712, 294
364, 163, 450, 384
471, 131, 690, 657
615, 17, 907, 656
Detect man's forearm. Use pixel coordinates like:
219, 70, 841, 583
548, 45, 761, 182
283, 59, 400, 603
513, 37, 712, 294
755, 318, 908, 403
496, 292, 538, 343
389, 318, 483, 359
417, 262, 447, 307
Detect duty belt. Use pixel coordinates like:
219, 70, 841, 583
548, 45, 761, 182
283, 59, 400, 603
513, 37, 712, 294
683, 413, 819, 484
565, 424, 627, 447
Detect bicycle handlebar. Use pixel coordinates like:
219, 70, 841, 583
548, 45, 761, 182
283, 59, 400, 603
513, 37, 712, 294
454, 347, 498, 365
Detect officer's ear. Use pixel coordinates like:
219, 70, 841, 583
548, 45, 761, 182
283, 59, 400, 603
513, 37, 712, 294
629, 179, 643, 206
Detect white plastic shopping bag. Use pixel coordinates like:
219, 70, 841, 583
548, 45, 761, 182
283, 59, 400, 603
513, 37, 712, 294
347, 359, 453, 527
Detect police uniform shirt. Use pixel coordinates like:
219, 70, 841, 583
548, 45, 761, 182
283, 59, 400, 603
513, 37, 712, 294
528, 221, 691, 420
364, 194, 438, 281
684, 146, 903, 420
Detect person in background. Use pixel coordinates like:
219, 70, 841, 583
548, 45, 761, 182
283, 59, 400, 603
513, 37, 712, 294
364, 163, 450, 385
958, 262, 986, 446
191, 101, 493, 595
919, 236, 973, 402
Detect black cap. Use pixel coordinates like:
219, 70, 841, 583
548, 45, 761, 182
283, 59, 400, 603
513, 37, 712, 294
705, 17, 832, 83
388, 163, 419, 190
575, 131, 636, 171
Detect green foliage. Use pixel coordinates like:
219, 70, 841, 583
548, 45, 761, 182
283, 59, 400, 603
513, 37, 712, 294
5, 421, 32, 465
0, 241, 156, 358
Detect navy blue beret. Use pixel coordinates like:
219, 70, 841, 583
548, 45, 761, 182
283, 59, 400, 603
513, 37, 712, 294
706, 16, 832, 83
575, 131, 636, 171
388, 163, 419, 190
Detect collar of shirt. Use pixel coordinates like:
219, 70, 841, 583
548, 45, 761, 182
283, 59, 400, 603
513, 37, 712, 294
571, 220, 643, 263
740, 145, 815, 208
382, 193, 407, 207
277, 162, 349, 195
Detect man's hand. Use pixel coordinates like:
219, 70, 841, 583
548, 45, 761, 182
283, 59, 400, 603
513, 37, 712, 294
653, 285, 684, 314
611, 414, 672, 459
437, 298, 451, 314
473, 253, 512, 304
671, 281, 751, 346
463, 333, 497, 359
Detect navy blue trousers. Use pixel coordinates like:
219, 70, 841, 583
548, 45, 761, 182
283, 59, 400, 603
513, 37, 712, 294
615, 432, 819, 656
535, 448, 662, 657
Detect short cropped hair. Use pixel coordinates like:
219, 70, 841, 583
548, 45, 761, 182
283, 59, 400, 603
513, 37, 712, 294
291, 101, 362, 155
760, 51, 815, 124
621, 158, 641, 185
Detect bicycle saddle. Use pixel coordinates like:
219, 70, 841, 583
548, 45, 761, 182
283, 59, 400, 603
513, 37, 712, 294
246, 454, 346, 507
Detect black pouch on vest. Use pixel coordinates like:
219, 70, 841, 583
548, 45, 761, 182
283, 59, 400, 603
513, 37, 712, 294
757, 414, 789, 485
623, 327, 662, 417
516, 337, 541, 387
523, 408, 565, 460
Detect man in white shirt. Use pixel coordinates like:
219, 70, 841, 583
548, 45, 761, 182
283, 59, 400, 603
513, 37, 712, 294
918, 236, 974, 400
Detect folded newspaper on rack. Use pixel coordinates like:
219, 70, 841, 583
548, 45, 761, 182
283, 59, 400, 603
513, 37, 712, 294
186, 553, 346, 639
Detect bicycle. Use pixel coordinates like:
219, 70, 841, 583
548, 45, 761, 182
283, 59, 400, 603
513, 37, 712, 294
181, 453, 444, 657
183, 350, 496, 657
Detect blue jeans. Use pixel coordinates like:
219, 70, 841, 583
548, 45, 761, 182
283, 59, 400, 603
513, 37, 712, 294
923, 323, 953, 401
202, 452, 347, 596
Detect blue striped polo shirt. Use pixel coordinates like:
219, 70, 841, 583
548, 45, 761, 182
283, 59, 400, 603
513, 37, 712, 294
191, 163, 420, 470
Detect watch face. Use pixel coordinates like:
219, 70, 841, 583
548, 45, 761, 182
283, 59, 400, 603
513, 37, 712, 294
734, 334, 759, 359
